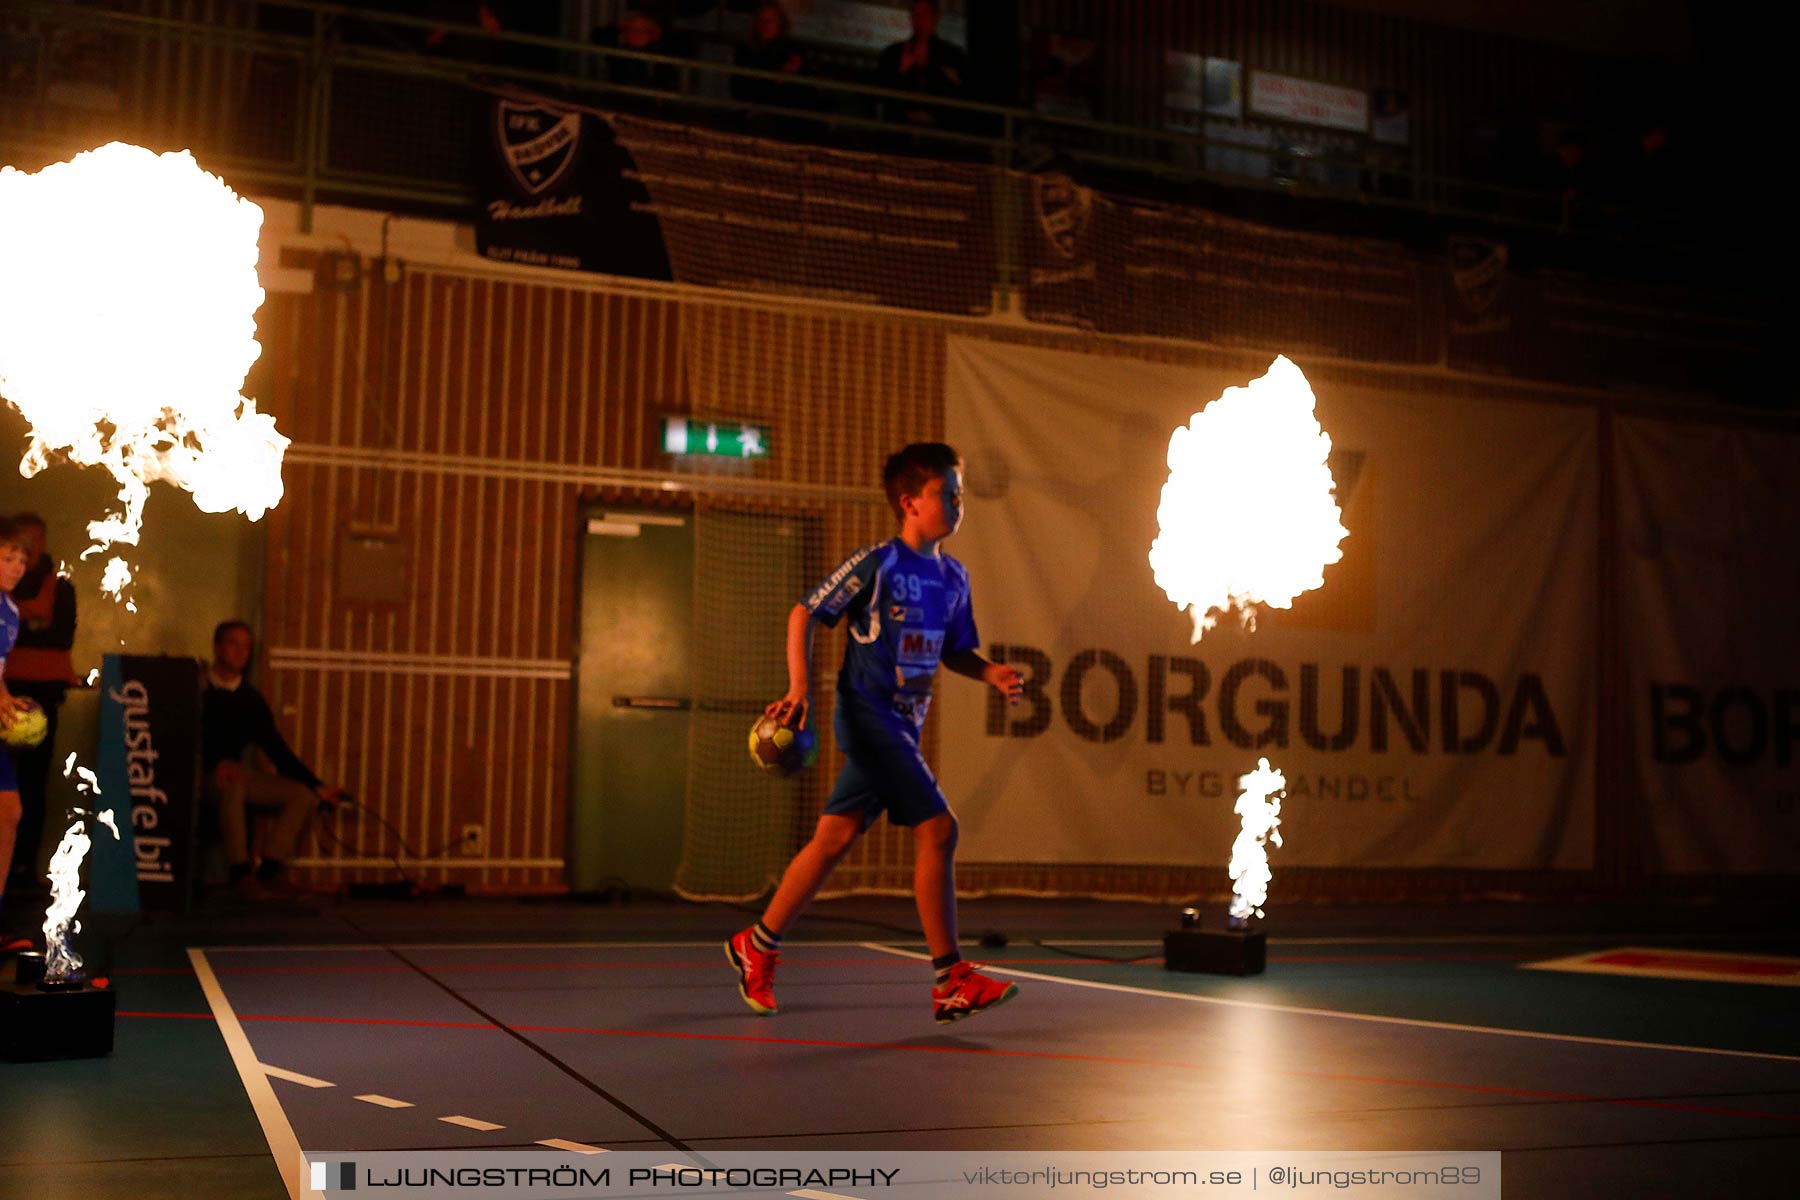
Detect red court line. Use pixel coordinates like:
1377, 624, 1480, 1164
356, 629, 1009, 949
121, 959, 907, 975
1266, 954, 1528, 964
120, 1011, 217, 1019
119, 1010, 1800, 1125
113, 953, 1521, 977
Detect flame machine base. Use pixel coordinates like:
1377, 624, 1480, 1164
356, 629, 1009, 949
1163, 928, 1267, 976
2, 964, 117, 1061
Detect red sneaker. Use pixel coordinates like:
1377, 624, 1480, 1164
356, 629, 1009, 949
725, 929, 780, 1015
932, 961, 1019, 1024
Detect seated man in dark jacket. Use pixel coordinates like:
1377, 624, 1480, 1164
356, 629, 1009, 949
203, 620, 342, 897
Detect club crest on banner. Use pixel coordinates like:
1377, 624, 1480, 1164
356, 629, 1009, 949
496, 100, 582, 196
1034, 174, 1093, 259
1447, 235, 1509, 318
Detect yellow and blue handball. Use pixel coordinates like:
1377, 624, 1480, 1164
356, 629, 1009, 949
1, 698, 49, 749
748, 714, 818, 777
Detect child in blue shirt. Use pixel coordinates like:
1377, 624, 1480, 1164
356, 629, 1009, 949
727, 444, 1026, 1023
0, 517, 35, 953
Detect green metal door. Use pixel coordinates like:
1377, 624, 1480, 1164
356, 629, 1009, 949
568, 510, 692, 893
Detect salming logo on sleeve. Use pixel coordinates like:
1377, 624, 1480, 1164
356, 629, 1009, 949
806, 544, 890, 624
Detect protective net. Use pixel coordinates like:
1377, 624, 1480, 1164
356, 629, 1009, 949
673, 503, 825, 902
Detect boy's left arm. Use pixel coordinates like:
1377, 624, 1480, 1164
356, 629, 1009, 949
939, 573, 1022, 703
941, 650, 1024, 705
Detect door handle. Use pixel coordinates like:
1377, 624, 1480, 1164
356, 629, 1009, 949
611, 695, 691, 710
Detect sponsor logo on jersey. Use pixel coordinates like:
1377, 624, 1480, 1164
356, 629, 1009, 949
889, 604, 922, 622
899, 629, 945, 667
893, 693, 932, 728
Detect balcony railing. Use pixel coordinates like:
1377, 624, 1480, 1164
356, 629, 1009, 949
2, 0, 1717, 255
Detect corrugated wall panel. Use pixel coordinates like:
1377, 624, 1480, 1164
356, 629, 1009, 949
260, 269, 945, 890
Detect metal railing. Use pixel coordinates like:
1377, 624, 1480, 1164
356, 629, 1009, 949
1, 0, 1716, 254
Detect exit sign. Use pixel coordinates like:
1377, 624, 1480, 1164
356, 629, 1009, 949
662, 416, 770, 459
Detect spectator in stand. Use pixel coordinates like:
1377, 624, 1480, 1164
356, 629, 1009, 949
593, 2, 679, 95
3, 513, 77, 900
733, 2, 807, 109
877, 0, 966, 128
1551, 128, 1589, 228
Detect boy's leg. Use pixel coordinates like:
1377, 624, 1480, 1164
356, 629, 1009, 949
0, 789, 19, 899
8, 694, 56, 885
0, 790, 30, 952
761, 813, 866, 934
726, 753, 878, 1015
911, 812, 960, 962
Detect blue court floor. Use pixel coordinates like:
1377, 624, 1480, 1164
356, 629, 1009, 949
2, 896, 1796, 1199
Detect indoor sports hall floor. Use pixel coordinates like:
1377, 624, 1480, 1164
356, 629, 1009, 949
3, 895, 1795, 1199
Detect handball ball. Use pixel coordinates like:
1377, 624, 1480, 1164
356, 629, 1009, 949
748, 715, 818, 777
1, 698, 48, 749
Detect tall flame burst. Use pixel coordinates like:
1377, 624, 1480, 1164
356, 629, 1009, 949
1149, 356, 1347, 642
0, 143, 289, 586
1229, 757, 1285, 923
43, 769, 122, 986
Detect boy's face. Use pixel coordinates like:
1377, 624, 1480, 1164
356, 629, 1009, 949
0, 541, 28, 593
905, 468, 964, 541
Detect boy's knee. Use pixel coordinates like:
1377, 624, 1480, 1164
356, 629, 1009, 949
812, 818, 860, 857
916, 813, 958, 852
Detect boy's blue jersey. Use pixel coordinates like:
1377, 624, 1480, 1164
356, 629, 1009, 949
803, 538, 979, 735
0, 593, 17, 675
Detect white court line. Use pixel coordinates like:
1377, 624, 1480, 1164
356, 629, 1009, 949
355, 1094, 416, 1109
857, 943, 1800, 1064
188, 949, 307, 1200
789, 1191, 865, 1199
1522, 947, 1800, 987
537, 1139, 609, 1154
439, 1115, 506, 1131
263, 1065, 335, 1088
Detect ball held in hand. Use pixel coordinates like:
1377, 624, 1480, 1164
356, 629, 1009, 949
0, 698, 49, 749
748, 714, 818, 777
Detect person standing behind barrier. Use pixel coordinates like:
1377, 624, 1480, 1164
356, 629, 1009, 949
734, 2, 807, 107
203, 620, 343, 900
876, 0, 966, 128
593, 2, 680, 98
3, 512, 79, 899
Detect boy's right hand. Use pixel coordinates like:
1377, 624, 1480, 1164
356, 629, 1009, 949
765, 690, 809, 730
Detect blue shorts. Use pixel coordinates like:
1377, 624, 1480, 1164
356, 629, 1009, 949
824, 694, 949, 829
0, 748, 15, 793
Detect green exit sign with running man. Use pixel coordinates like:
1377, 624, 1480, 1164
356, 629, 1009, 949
661, 417, 770, 459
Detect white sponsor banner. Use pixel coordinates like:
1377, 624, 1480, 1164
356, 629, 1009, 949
789, 2, 965, 53
939, 338, 1596, 869
1250, 71, 1368, 133
1617, 417, 1800, 873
